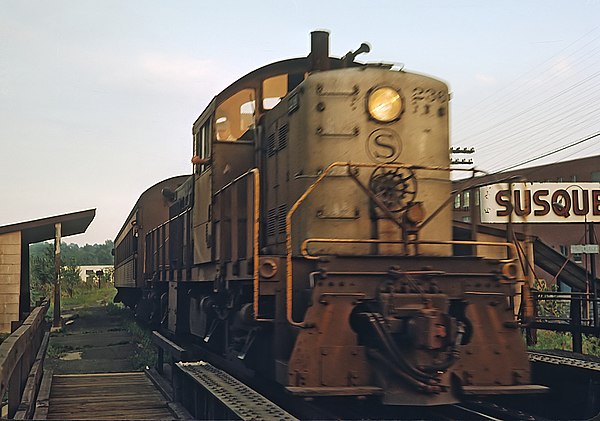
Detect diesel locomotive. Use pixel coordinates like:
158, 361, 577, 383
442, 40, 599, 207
114, 31, 542, 405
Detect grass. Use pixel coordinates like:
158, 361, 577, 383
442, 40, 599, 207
528, 330, 600, 356
61, 286, 117, 310
528, 279, 600, 357
45, 286, 117, 320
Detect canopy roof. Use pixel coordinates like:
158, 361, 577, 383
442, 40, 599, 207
0, 209, 96, 244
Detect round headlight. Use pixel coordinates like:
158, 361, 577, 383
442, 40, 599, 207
367, 87, 403, 122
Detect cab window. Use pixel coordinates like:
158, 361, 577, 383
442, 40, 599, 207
215, 89, 256, 141
262, 74, 288, 110
194, 120, 211, 174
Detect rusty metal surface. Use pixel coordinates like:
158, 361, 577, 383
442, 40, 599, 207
177, 361, 297, 421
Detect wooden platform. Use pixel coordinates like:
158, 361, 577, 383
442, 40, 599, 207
45, 372, 175, 420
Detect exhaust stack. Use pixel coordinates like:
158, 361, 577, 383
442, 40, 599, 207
310, 30, 330, 72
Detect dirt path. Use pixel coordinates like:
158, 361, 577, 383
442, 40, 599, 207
46, 305, 146, 374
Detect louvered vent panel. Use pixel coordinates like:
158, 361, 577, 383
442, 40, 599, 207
278, 124, 289, 151
267, 208, 277, 237
267, 133, 276, 157
278, 204, 288, 235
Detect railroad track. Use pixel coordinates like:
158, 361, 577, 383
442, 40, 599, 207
171, 361, 540, 420
155, 334, 592, 420
529, 350, 600, 372
168, 359, 553, 420
434, 404, 505, 420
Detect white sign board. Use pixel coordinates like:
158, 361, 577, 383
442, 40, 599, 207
570, 244, 599, 254
571, 244, 584, 254
480, 182, 600, 223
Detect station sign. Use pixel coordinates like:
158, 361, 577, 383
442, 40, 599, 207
571, 244, 599, 254
480, 182, 600, 223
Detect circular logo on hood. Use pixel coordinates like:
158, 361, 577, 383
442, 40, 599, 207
366, 128, 402, 163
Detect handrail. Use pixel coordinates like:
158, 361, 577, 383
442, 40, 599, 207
213, 168, 266, 321
301, 238, 519, 261
285, 161, 456, 328
285, 161, 522, 327
0, 299, 50, 418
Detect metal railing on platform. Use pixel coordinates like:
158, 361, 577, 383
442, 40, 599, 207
529, 290, 600, 352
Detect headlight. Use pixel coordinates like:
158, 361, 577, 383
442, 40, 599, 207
367, 87, 403, 122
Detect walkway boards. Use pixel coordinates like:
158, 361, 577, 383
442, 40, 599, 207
45, 372, 175, 420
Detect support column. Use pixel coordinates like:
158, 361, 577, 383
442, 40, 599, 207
589, 222, 597, 327
571, 295, 583, 353
53, 223, 61, 328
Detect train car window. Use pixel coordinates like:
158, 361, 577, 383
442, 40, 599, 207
215, 89, 256, 141
454, 195, 461, 209
262, 74, 288, 110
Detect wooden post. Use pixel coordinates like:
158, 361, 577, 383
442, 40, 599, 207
53, 223, 61, 328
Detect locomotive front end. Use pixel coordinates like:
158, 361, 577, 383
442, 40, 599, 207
259, 52, 538, 405
126, 31, 543, 410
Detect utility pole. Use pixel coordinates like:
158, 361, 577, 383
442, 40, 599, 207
53, 223, 61, 328
469, 168, 477, 256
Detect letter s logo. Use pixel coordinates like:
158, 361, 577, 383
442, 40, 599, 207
366, 129, 402, 163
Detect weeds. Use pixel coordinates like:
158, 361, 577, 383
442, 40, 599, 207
123, 318, 157, 370
106, 302, 156, 369
47, 343, 75, 359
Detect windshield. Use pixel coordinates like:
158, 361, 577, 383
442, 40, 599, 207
215, 89, 256, 141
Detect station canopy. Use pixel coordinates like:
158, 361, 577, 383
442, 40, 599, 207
0, 209, 96, 243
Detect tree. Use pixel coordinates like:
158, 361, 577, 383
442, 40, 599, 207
98, 267, 114, 288
61, 264, 82, 298
29, 240, 115, 299
30, 240, 115, 266
31, 244, 54, 297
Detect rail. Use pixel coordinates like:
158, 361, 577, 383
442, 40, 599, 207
531, 290, 600, 333
0, 299, 50, 419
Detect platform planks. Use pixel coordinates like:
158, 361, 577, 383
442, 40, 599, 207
46, 372, 175, 420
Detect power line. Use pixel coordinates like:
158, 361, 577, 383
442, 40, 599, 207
494, 131, 600, 173
454, 26, 600, 131
458, 70, 600, 144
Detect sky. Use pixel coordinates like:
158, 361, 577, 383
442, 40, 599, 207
2, 1, 600, 245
